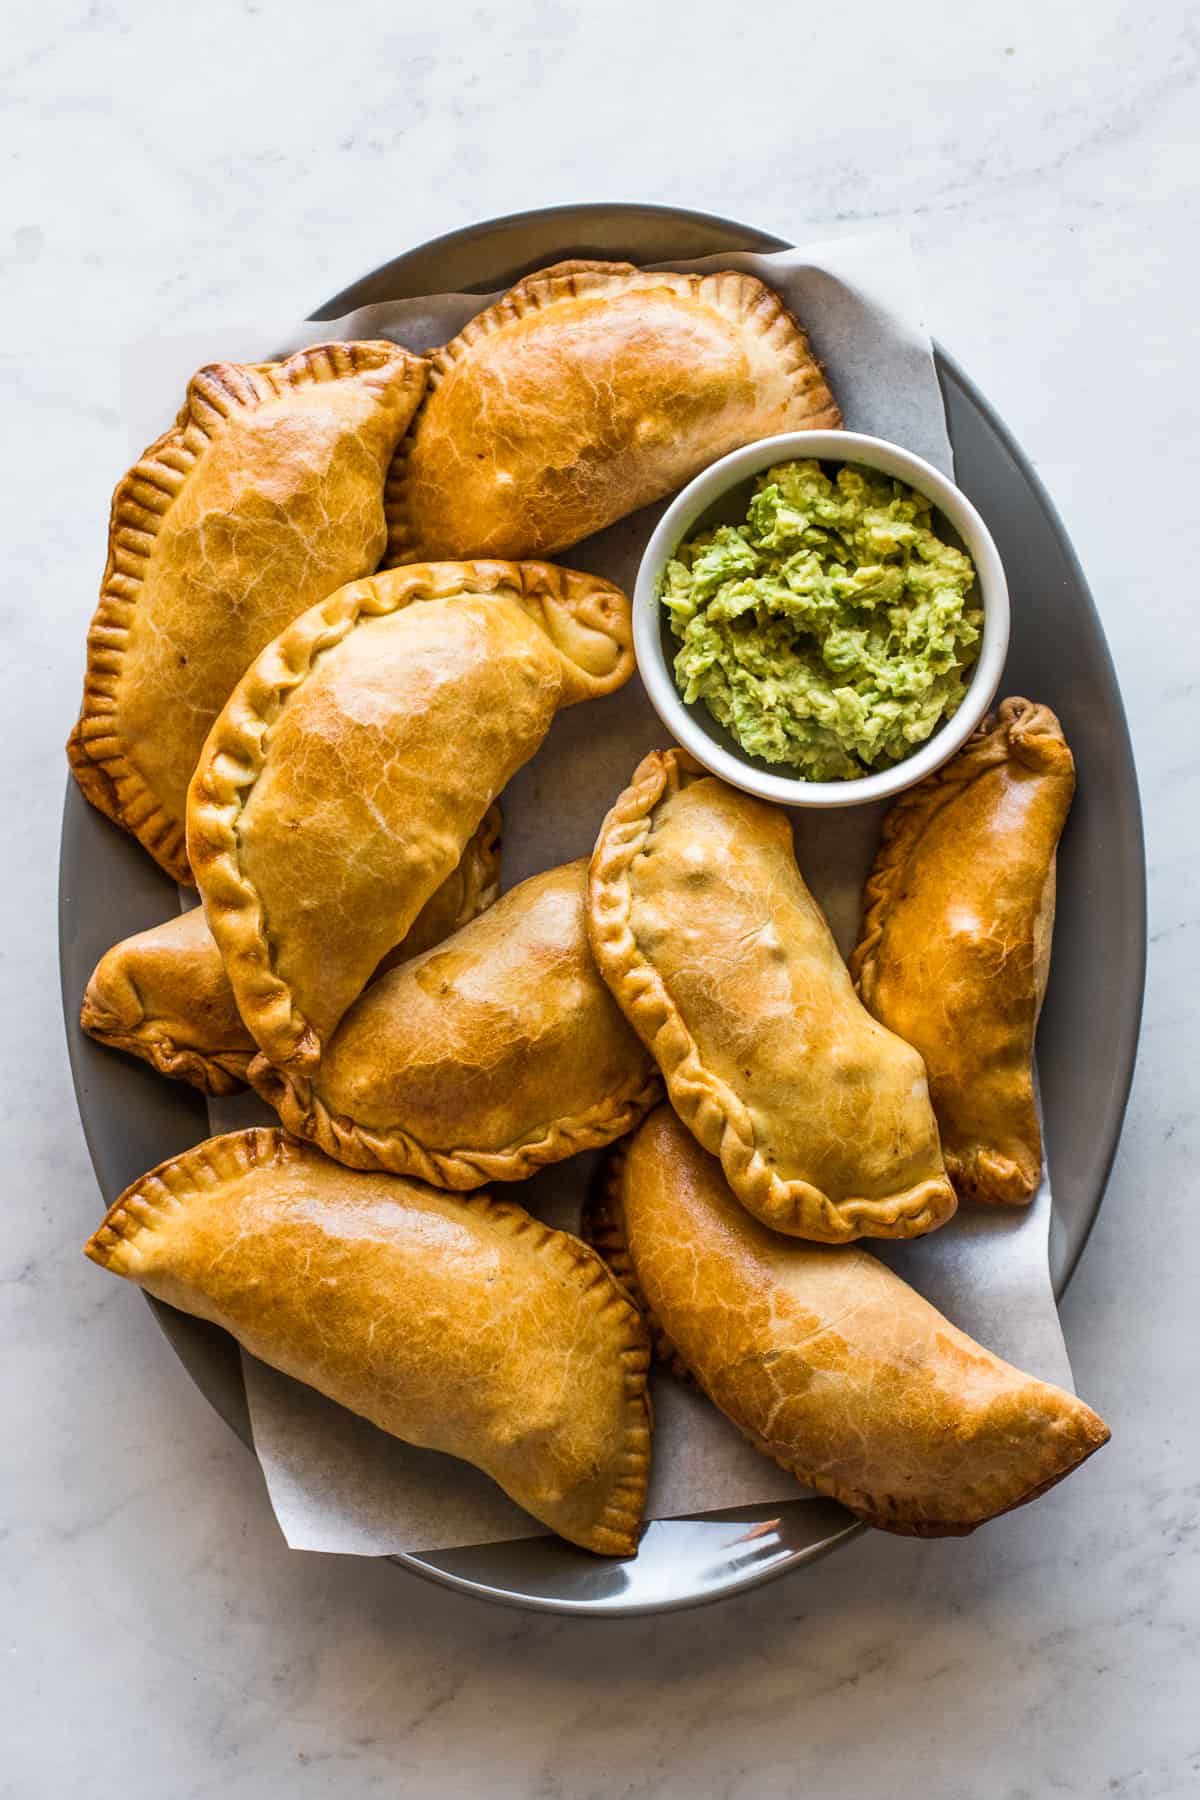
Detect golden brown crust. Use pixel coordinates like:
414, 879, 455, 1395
386, 260, 842, 564
850, 698, 1076, 1205
80, 905, 255, 1095
587, 749, 956, 1243
84, 1128, 652, 1555
600, 1108, 1108, 1537
68, 343, 428, 883
80, 807, 502, 1095
186, 561, 633, 1072
248, 862, 662, 1188
582, 1146, 690, 1380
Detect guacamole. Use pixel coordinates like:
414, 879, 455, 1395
659, 460, 982, 781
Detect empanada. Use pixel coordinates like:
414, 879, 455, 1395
188, 560, 633, 1071
68, 343, 427, 882
85, 1129, 652, 1555
850, 699, 1076, 1205
386, 260, 842, 563
80, 808, 501, 1095
586, 1107, 1108, 1536
250, 861, 662, 1187
588, 749, 955, 1243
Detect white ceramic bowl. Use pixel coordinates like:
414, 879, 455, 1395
634, 430, 1010, 808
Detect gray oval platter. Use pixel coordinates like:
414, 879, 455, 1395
60, 203, 1145, 1615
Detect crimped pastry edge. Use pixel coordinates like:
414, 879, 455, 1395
83, 1126, 654, 1557
67, 343, 427, 885
247, 1053, 664, 1190
849, 696, 1074, 996
581, 1141, 692, 1382
583, 1118, 1109, 1537
587, 748, 956, 1244
849, 697, 1075, 1205
77, 1011, 251, 1096
186, 559, 632, 1073
384, 258, 843, 565
80, 804, 504, 1098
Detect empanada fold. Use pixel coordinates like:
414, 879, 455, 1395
850, 697, 1076, 1001
80, 806, 503, 1097
245, 862, 662, 1187
186, 563, 633, 1073
590, 1111, 1108, 1538
385, 260, 841, 565
69, 343, 428, 885
249, 1058, 663, 1190
589, 749, 956, 1244
850, 698, 1075, 1207
84, 1129, 653, 1557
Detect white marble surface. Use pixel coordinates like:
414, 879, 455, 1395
2, 1, 1196, 1794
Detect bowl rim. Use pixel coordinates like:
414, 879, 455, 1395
633, 428, 1011, 808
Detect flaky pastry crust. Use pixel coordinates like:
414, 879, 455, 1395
68, 343, 427, 882
850, 698, 1076, 1205
588, 749, 955, 1242
85, 1128, 652, 1555
584, 1108, 1108, 1537
386, 259, 842, 563
187, 560, 633, 1072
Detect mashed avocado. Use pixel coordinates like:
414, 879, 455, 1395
659, 460, 982, 781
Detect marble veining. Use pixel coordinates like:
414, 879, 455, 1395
2, 0, 1197, 1794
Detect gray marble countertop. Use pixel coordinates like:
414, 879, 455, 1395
3, 3, 1196, 1795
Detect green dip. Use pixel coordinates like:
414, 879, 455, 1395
659, 459, 982, 781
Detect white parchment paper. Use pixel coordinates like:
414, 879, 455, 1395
125, 229, 1075, 1555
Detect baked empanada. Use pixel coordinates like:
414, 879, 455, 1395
386, 260, 842, 563
68, 343, 427, 882
188, 560, 633, 1071
86, 1129, 652, 1555
586, 1107, 1108, 1536
850, 699, 1076, 1205
588, 749, 955, 1243
80, 808, 502, 1095
250, 861, 662, 1187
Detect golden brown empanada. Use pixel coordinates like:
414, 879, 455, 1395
250, 861, 662, 1187
386, 260, 842, 563
188, 560, 633, 1072
80, 808, 502, 1095
588, 750, 956, 1243
68, 343, 428, 882
586, 1108, 1108, 1536
850, 699, 1076, 1205
85, 1129, 652, 1555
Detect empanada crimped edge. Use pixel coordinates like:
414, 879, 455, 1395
187, 559, 633, 1074
68, 343, 428, 885
849, 696, 1075, 1203
587, 748, 954, 1244
582, 1143, 690, 1382
84, 1126, 654, 1558
384, 259, 842, 565
80, 803, 503, 1098
583, 1111, 1110, 1538
250, 1053, 663, 1191
850, 697, 1075, 993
